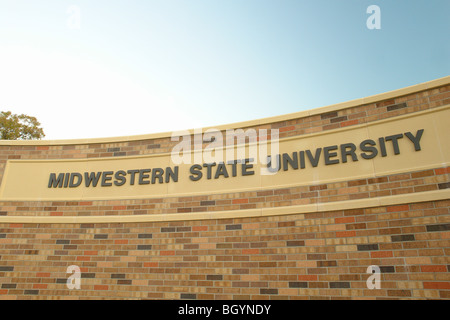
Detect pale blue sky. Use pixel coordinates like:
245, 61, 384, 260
0, 0, 448, 140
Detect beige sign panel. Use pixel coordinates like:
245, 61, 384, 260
0, 106, 449, 201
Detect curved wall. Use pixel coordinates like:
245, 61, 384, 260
0, 76, 449, 300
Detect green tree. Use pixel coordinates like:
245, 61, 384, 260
0, 111, 45, 140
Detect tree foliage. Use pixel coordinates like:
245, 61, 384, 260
0, 111, 45, 140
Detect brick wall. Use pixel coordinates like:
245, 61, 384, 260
0, 81, 449, 300
0, 200, 449, 299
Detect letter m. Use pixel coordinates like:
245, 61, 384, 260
48, 173, 64, 188
225, 128, 257, 162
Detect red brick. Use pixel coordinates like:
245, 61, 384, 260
77, 256, 91, 261
33, 284, 47, 289
420, 265, 447, 272
429, 91, 450, 102
298, 275, 318, 281
160, 251, 175, 256
36, 273, 51, 277
336, 231, 356, 238
94, 285, 109, 290
340, 119, 359, 127
371, 251, 393, 258
242, 249, 259, 255
232, 198, 249, 204
411, 170, 435, 178
335, 217, 355, 224
192, 226, 208, 231
144, 262, 158, 268
376, 99, 395, 107
279, 125, 295, 132
423, 282, 450, 290
435, 167, 450, 175
387, 205, 409, 212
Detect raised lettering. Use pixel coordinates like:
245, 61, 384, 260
127, 169, 139, 185
340, 143, 358, 163
189, 164, 203, 181
203, 163, 216, 180
215, 162, 229, 179
48, 173, 64, 188
242, 158, 255, 176
69, 173, 82, 188
385, 134, 403, 155
101, 171, 113, 187
84, 172, 101, 187
360, 139, 378, 159
151, 168, 164, 184
405, 129, 424, 151
114, 170, 127, 186
324, 145, 339, 165
306, 148, 322, 167
282, 152, 298, 171
267, 154, 281, 173
165, 166, 179, 183
139, 169, 151, 185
